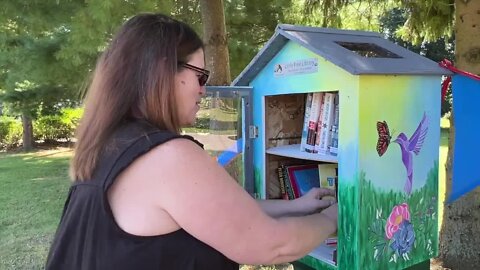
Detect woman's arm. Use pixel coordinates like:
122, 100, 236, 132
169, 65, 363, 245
133, 138, 338, 265
257, 188, 336, 218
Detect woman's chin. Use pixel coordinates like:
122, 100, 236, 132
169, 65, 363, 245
179, 114, 199, 128
181, 120, 196, 128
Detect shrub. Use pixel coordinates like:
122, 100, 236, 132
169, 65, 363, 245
34, 107, 83, 143
34, 115, 71, 142
0, 116, 23, 149
60, 107, 83, 128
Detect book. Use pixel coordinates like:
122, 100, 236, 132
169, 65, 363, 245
300, 93, 313, 152
329, 94, 340, 156
314, 93, 326, 154
317, 92, 336, 154
318, 163, 338, 244
318, 163, 338, 201
286, 164, 320, 197
276, 165, 288, 200
304, 92, 323, 153
283, 165, 296, 200
278, 165, 296, 200
325, 238, 338, 245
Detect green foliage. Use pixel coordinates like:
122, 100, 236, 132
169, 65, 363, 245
339, 2, 394, 31
0, 0, 300, 106
379, 8, 454, 62
303, 0, 349, 27
226, 0, 296, 77
0, 17, 79, 118
170, 0, 202, 33
0, 0, 170, 122
34, 115, 70, 142
56, 0, 170, 73
396, 0, 454, 44
0, 116, 22, 149
34, 107, 83, 143
302, 0, 454, 45
441, 84, 452, 118
60, 107, 83, 126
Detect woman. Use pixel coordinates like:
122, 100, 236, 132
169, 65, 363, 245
46, 13, 337, 270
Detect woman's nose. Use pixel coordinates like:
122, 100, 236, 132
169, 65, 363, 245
199, 85, 206, 96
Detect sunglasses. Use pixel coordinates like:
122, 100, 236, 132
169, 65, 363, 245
180, 63, 210, 86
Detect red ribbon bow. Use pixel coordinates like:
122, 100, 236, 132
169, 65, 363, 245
439, 59, 480, 101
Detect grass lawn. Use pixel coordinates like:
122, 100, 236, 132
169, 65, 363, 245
438, 122, 450, 228
0, 119, 450, 269
0, 148, 72, 269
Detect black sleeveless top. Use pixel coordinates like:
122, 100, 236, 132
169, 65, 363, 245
46, 121, 239, 270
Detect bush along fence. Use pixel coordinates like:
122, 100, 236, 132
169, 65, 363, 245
0, 108, 83, 150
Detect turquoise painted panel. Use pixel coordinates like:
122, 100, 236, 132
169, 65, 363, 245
357, 75, 441, 269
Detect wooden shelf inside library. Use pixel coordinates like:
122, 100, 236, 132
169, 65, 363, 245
266, 144, 338, 163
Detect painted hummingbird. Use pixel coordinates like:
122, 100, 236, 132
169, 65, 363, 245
393, 112, 429, 195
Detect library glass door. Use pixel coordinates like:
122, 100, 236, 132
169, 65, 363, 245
184, 86, 254, 196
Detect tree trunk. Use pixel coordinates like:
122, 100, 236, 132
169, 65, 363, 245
199, 0, 231, 85
199, 0, 230, 128
21, 112, 33, 151
199, 0, 242, 182
439, 1, 480, 269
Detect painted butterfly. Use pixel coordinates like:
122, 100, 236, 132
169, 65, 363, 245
376, 121, 392, 157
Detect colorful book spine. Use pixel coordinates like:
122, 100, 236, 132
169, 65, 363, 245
329, 94, 340, 156
277, 165, 288, 200
282, 165, 296, 200
325, 238, 338, 245
305, 92, 323, 153
300, 93, 313, 152
317, 92, 335, 154
314, 94, 325, 154
318, 163, 338, 201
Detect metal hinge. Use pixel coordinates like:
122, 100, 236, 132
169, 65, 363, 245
249, 125, 258, 139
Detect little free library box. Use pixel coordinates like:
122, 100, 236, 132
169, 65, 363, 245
202, 24, 451, 270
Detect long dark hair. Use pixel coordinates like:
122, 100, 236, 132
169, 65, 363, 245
71, 13, 203, 181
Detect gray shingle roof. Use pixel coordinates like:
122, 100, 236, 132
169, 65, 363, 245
232, 24, 451, 86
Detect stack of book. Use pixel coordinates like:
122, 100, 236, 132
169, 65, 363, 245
277, 162, 338, 264
277, 164, 320, 200
277, 163, 338, 201
300, 92, 340, 156
318, 163, 338, 247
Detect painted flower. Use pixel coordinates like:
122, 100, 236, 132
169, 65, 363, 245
385, 203, 410, 239
390, 220, 415, 255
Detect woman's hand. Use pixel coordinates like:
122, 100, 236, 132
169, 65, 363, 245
293, 188, 336, 215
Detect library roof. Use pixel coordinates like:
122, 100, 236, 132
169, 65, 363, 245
232, 24, 451, 86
